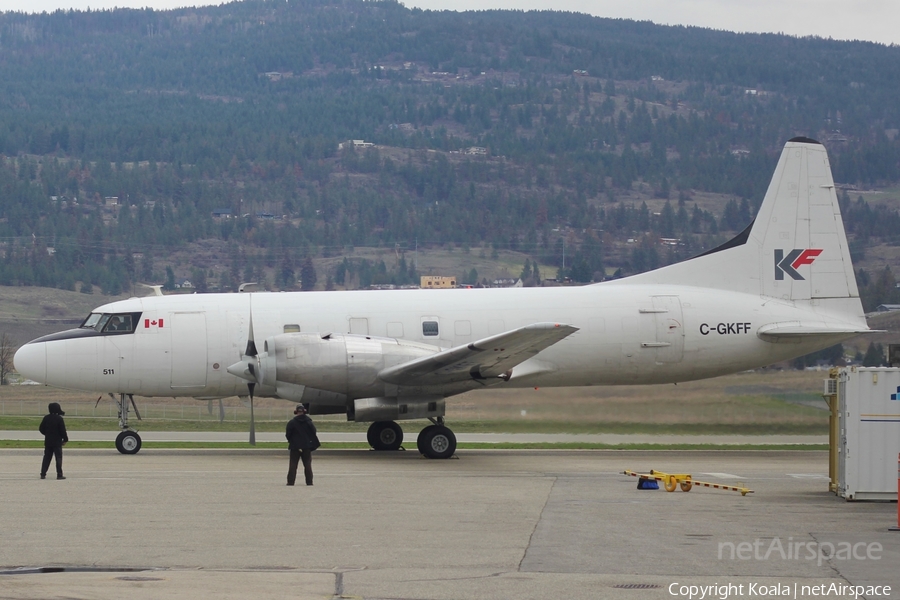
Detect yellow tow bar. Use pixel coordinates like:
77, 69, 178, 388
623, 469, 753, 496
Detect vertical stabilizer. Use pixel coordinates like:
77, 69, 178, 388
754, 138, 858, 301
605, 138, 864, 323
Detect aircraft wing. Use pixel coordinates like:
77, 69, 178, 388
377, 322, 578, 386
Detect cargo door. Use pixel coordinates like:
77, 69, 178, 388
650, 295, 684, 363
170, 312, 208, 388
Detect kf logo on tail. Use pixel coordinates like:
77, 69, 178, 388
774, 249, 822, 280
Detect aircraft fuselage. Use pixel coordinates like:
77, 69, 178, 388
17, 284, 851, 399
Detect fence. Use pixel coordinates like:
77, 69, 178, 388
0, 399, 296, 423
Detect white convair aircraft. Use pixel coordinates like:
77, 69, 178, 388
14, 138, 873, 457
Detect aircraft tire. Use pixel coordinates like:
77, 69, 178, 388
115, 431, 142, 455
416, 425, 437, 455
367, 421, 403, 451
419, 425, 456, 459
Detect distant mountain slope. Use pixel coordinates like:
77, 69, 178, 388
0, 0, 898, 302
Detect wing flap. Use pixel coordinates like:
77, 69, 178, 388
378, 322, 578, 386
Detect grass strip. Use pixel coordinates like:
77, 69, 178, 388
0, 440, 828, 451
0, 416, 828, 436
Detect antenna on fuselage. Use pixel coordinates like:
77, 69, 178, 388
137, 283, 164, 297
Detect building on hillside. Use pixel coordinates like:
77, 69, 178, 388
264, 71, 293, 81
421, 275, 456, 289
491, 278, 522, 288
339, 139, 375, 150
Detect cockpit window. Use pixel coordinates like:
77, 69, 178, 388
96, 314, 112, 331
81, 313, 103, 329
80, 312, 142, 334
104, 314, 133, 333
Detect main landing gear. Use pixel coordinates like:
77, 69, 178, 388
417, 419, 457, 459
367, 420, 404, 451
110, 392, 142, 455
366, 418, 457, 459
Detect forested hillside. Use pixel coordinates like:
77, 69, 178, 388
1, 0, 899, 307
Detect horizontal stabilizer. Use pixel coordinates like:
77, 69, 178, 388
757, 322, 881, 340
378, 322, 578, 386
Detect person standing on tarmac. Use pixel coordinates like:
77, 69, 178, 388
39, 402, 68, 480
285, 404, 319, 486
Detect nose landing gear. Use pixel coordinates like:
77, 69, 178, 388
115, 430, 142, 454
110, 392, 142, 454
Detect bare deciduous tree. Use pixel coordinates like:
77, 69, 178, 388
0, 332, 16, 385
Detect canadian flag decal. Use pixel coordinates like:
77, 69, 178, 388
144, 318, 165, 329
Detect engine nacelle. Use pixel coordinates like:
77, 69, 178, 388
257, 332, 440, 398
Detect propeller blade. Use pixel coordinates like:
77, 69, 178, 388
248, 383, 256, 446
245, 310, 258, 358
235, 300, 257, 445
228, 302, 261, 384
218, 398, 225, 423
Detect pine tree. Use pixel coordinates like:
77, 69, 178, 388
164, 266, 176, 291
278, 254, 295, 290
863, 342, 885, 367
300, 257, 317, 291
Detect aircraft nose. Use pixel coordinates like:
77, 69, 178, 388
14, 342, 47, 383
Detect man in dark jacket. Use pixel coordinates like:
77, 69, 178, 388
39, 402, 68, 480
285, 404, 319, 486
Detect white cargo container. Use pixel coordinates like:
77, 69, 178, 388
835, 367, 900, 500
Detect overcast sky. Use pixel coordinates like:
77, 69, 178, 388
3, 0, 898, 46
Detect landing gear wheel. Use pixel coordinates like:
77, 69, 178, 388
418, 425, 456, 459
367, 421, 403, 451
115, 430, 142, 455
416, 425, 437, 455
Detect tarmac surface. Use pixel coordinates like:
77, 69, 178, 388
1, 447, 897, 600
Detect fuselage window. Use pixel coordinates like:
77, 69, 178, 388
422, 320, 439, 336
